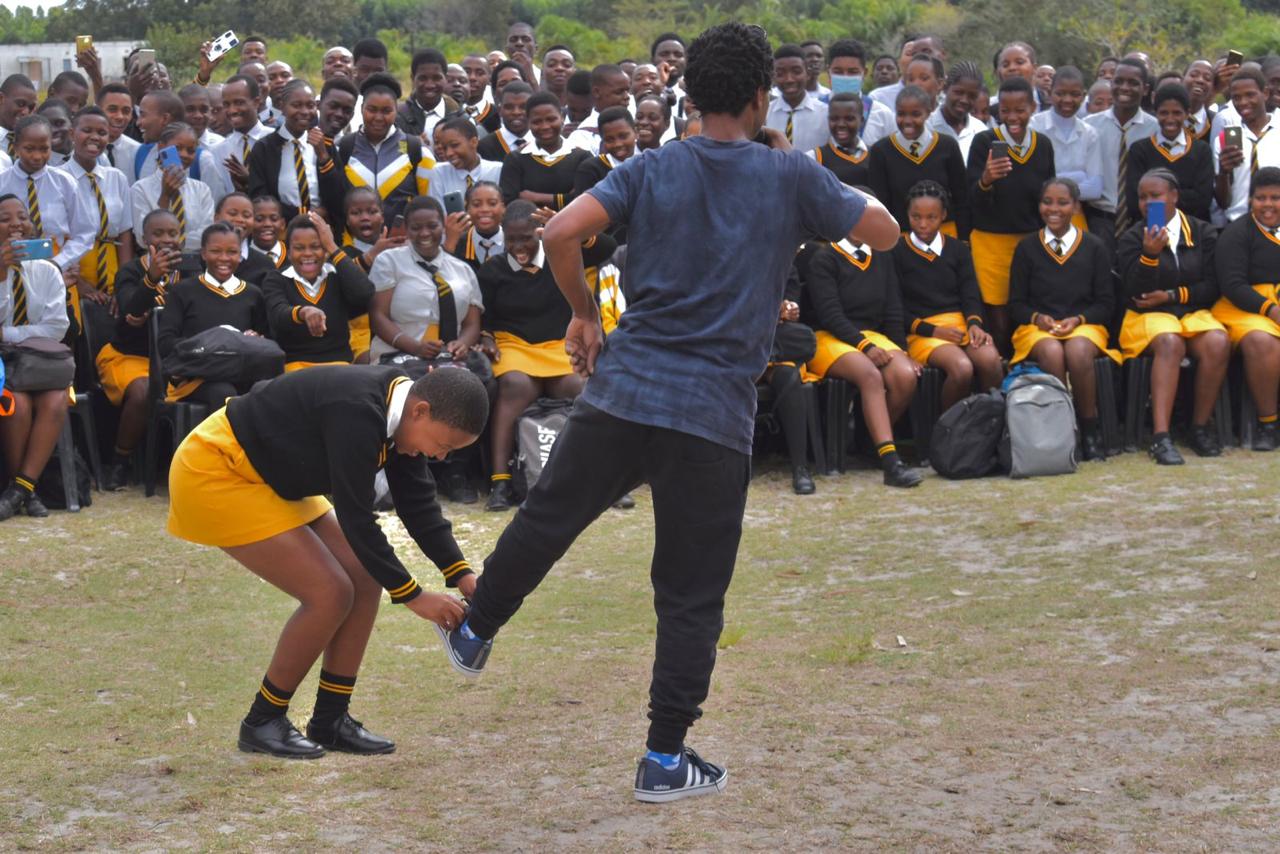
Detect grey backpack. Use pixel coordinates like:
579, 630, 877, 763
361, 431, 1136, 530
999, 373, 1077, 478
515, 398, 574, 495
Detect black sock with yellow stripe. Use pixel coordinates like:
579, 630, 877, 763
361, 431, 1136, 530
245, 675, 293, 725
12, 474, 36, 496
875, 441, 901, 471
311, 670, 356, 729
1260, 413, 1278, 427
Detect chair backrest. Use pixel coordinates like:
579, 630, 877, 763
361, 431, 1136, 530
147, 307, 166, 406
75, 298, 112, 392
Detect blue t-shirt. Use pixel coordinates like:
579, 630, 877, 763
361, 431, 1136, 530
585, 136, 867, 453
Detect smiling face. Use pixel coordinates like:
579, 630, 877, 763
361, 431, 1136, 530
407, 206, 443, 259
503, 217, 539, 267
500, 90, 530, 136
182, 92, 212, 136
1039, 181, 1076, 234
908, 194, 945, 243
98, 91, 132, 141
323, 48, 353, 81
600, 118, 636, 162
71, 112, 109, 165
895, 96, 929, 140
827, 99, 861, 148
634, 98, 668, 148
773, 56, 807, 104
0, 83, 36, 131
320, 87, 356, 137
998, 90, 1034, 140
435, 126, 478, 171
202, 230, 242, 281
282, 85, 317, 137
137, 94, 176, 143
1251, 182, 1280, 228
166, 128, 198, 169
222, 81, 258, 133
1050, 77, 1085, 119
1231, 78, 1268, 129
631, 64, 659, 98
288, 225, 327, 280
0, 196, 31, 244
216, 194, 254, 239
253, 200, 282, 247
465, 185, 504, 235
1184, 61, 1214, 108
1111, 64, 1146, 112
528, 103, 563, 147
361, 91, 397, 143
413, 62, 446, 108
1154, 97, 1188, 141
344, 190, 384, 242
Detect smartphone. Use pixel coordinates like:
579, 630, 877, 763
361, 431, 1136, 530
1227, 49, 1244, 66
1224, 126, 1243, 150
13, 238, 54, 261
75, 35, 93, 54
443, 191, 465, 215
389, 214, 406, 237
991, 141, 1010, 160
158, 145, 182, 170
1146, 200, 1166, 231
208, 30, 239, 62
135, 48, 156, 73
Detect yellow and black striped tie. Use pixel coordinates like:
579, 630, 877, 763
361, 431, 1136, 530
169, 192, 186, 242
1251, 127, 1271, 175
1114, 124, 1129, 236
785, 109, 795, 143
293, 140, 310, 214
87, 172, 111, 288
242, 135, 251, 165
466, 174, 475, 189
5, 132, 14, 160
25, 175, 42, 236
11, 267, 27, 326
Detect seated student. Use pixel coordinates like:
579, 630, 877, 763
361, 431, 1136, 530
1182, 59, 1217, 141
428, 117, 502, 206
96, 210, 184, 490
893, 180, 1003, 409
247, 80, 343, 225
209, 191, 276, 285
868, 84, 969, 238
476, 82, 533, 163
802, 221, 924, 488
810, 92, 870, 187
825, 38, 896, 145
166, 364, 486, 758
478, 200, 616, 510
1008, 177, 1120, 461
1211, 166, 1280, 449
444, 180, 505, 274
1214, 69, 1279, 224
927, 62, 988, 163
157, 222, 269, 408
499, 93, 590, 211
36, 100, 73, 168
0, 114, 94, 295
335, 74, 432, 223
0, 194, 70, 520
1117, 169, 1229, 463
766, 269, 821, 495
338, 186, 404, 362
396, 49, 454, 141
129, 122, 215, 253
1124, 83, 1214, 223
968, 77, 1056, 354
247, 195, 288, 271
262, 212, 373, 372
60, 107, 135, 307
179, 83, 223, 149
209, 75, 274, 199
1029, 66, 1104, 230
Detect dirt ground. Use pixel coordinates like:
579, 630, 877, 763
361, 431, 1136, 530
2, 451, 1279, 851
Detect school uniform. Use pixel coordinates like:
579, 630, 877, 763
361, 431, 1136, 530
0, 258, 69, 343
200, 129, 225, 149
448, 226, 505, 275
764, 93, 829, 152
892, 232, 986, 364
168, 365, 474, 598
868, 82, 903, 111
478, 234, 616, 377
867, 129, 970, 237
135, 146, 221, 192
476, 125, 530, 162
928, 106, 987, 162
395, 96, 452, 141
1116, 210, 1224, 358
262, 247, 373, 369
572, 153, 629, 244
100, 134, 141, 184
367, 245, 483, 364
209, 122, 274, 200
336, 129, 434, 222
246, 126, 344, 223
809, 140, 870, 187
860, 97, 897, 146
58, 159, 133, 295
95, 255, 175, 405
0, 164, 95, 274
1083, 107, 1159, 235
801, 239, 906, 377
565, 109, 606, 154
1124, 131, 1214, 222
427, 158, 503, 206
129, 170, 215, 252
1029, 110, 1105, 221
460, 97, 497, 134
1007, 226, 1120, 364
1212, 115, 1280, 222
1188, 105, 1215, 142
498, 143, 590, 210
967, 126, 1056, 305
1210, 215, 1280, 344
156, 272, 268, 402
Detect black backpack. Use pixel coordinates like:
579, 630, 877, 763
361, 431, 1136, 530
162, 327, 286, 385
930, 390, 1006, 479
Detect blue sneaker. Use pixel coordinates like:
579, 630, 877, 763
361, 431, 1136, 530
434, 622, 492, 678
634, 746, 728, 803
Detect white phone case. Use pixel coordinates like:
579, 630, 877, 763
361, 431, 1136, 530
208, 31, 239, 62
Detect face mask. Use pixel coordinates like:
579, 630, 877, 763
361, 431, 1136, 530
830, 74, 863, 96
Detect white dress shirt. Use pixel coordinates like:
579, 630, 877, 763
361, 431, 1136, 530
208, 122, 274, 200
467, 227, 504, 264
909, 231, 945, 256
1083, 107, 1159, 214
428, 159, 503, 204
868, 81, 903, 111
367, 244, 483, 362
931, 106, 991, 163
1043, 224, 1080, 256
275, 126, 321, 210
1213, 115, 1280, 222
0, 164, 95, 272
860, 98, 897, 146
1029, 110, 1104, 202
765, 92, 829, 153
129, 171, 216, 252
200, 129, 225, 148
410, 97, 448, 142
386, 371, 411, 436
1, 259, 68, 342
99, 134, 141, 184
58, 159, 133, 241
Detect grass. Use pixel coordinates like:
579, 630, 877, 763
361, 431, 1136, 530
3, 449, 1280, 850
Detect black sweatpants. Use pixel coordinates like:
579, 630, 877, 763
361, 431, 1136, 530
467, 401, 751, 754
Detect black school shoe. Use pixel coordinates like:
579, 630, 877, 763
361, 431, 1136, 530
791, 466, 815, 495
306, 713, 395, 755
1253, 422, 1278, 452
1189, 425, 1222, 458
238, 716, 326, 759
485, 480, 514, 511
102, 460, 130, 492
882, 459, 923, 488
1149, 435, 1185, 466
1081, 428, 1107, 461
634, 746, 728, 803
24, 493, 49, 517
0, 484, 25, 521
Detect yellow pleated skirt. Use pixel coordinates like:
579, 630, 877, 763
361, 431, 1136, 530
94, 342, 148, 406
349, 315, 371, 360
970, 230, 1030, 306
167, 408, 331, 547
1010, 323, 1121, 365
1211, 284, 1280, 345
1119, 309, 1226, 359
492, 331, 573, 378
906, 311, 969, 364
284, 360, 350, 373
77, 241, 121, 294
808, 329, 901, 377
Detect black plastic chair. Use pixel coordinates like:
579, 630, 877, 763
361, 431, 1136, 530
68, 297, 110, 491
907, 366, 944, 466
1093, 357, 1123, 456
142, 307, 207, 497
1122, 356, 1233, 451
819, 378, 859, 474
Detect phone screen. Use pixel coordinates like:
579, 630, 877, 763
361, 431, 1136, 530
13, 238, 54, 261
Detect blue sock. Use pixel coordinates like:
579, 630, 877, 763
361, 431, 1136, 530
459, 619, 478, 641
645, 749, 682, 770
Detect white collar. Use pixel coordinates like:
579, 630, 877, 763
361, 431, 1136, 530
65, 159, 101, 180
386, 376, 412, 439
893, 128, 934, 154
411, 244, 444, 268
999, 124, 1031, 156
909, 231, 944, 255
278, 125, 309, 145
527, 141, 570, 161
836, 238, 871, 257
508, 243, 546, 272
1047, 110, 1080, 140
500, 126, 531, 148
1043, 225, 1079, 254
413, 97, 447, 119
252, 240, 285, 264
602, 151, 624, 168
349, 236, 374, 253
1108, 108, 1147, 130
776, 93, 816, 113
282, 263, 335, 297
201, 272, 243, 295
1164, 210, 1184, 253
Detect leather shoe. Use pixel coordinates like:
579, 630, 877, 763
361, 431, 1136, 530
1149, 435, 1184, 466
306, 713, 396, 755
485, 479, 514, 511
791, 466, 815, 495
0, 484, 25, 522
1254, 422, 1277, 452
1082, 428, 1107, 461
1189, 424, 1222, 457
238, 716, 326, 759
883, 459, 923, 488
612, 491, 636, 509
103, 461, 130, 492
24, 492, 49, 517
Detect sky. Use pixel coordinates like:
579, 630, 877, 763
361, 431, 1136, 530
1, 0, 68, 10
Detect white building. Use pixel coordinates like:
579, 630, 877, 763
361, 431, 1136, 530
0, 40, 142, 91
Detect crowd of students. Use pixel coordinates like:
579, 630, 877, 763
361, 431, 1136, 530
3, 24, 1280, 520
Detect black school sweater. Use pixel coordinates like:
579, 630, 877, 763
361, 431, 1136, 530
1008, 231, 1114, 326
1215, 214, 1280, 316
890, 235, 986, 335
499, 147, 590, 209
110, 257, 177, 356
156, 274, 267, 358
868, 133, 970, 237
1123, 134, 1214, 223
967, 129, 1057, 234
261, 248, 374, 362
572, 153, 628, 244
801, 242, 906, 351
225, 365, 472, 601
1116, 213, 1219, 316
812, 143, 871, 188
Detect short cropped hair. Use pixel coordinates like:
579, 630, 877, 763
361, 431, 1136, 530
410, 366, 490, 435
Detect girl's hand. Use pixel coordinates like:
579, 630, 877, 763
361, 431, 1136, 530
968, 325, 991, 347
418, 338, 444, 359
243, 329, 262, 337
1053, 316, 1082, 335
404, 591, 466, 629
779, 300, 799, 322
982, 149, 1012, 185
866, 345, 892, 367
160, 165, 185, 197
935, 325, 965, 344
307, 211, 338, 254
1034, 313, 1058, 332
299, 305, 327, 336
531, 206, 558, 226
445, 338, 470, 359
150, 245, 181, 279
1133, 290, 1172, 309
477, 335, 499, 362
1141, 225, 1168, 257
223, 156, 250, 190
307, 127, 331, 164
443, 212, 471, 250
455, 573, 477, 600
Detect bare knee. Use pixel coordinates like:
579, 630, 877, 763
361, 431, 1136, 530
1063, 339, 1099, 371
308, 571, 355, 619
1149, 333, 1185, 361
1197, 331, 1230, 362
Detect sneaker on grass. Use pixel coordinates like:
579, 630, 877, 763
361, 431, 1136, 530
435, 620, 492, 677
634, 746, 728, 803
